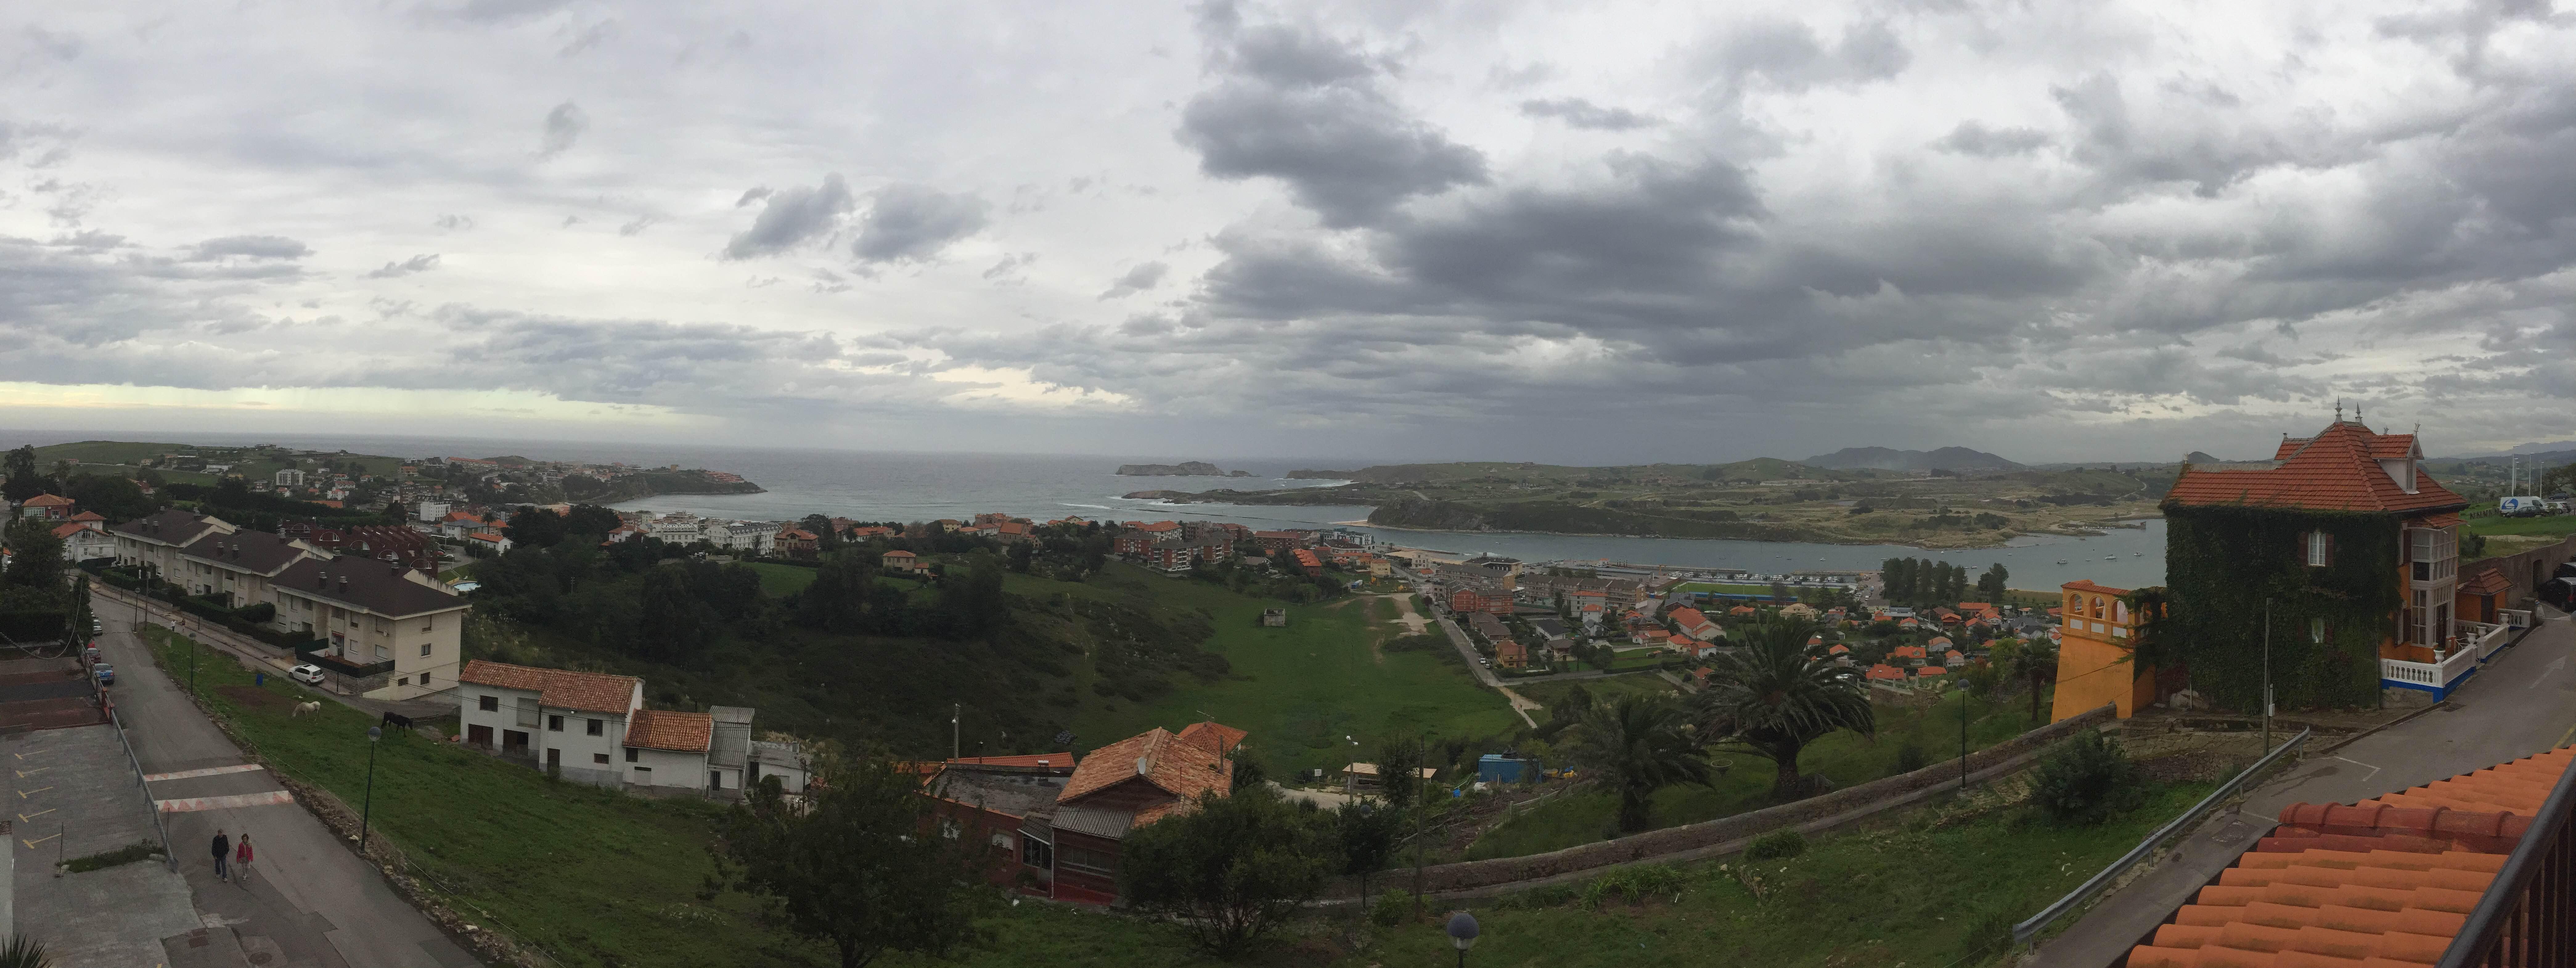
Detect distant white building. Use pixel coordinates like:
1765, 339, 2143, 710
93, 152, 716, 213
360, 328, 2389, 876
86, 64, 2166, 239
274, 468, 306, 487
706, 522, 773, 556
648, 514, 704, 544
456, 660, 757, 794
415, 501, 450, 522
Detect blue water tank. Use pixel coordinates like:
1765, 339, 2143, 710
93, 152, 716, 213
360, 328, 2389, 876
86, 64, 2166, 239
1478, 754, 1531, 784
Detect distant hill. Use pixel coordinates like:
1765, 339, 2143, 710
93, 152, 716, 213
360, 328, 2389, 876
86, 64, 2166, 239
1115, 461, 1247, 477
2444, 447, 2576, 467
1801, 446, 2022, 473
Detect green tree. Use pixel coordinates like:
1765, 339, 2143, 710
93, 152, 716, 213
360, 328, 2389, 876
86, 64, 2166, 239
1697, 620, 1876, 799
3, 518, 65, 591
1118, 787, 1333, 956
1569, 695, 1713, 832
633, 566, 717, 663
1975, 563, 2010, 603
713, 755, 993, 968
1333, 801, 1401, 921
798, 550, 878, 633
2001, 635, 2060, 724
562, 503, 623, 539
505, 507, 569, 549
61, 474, 156, 521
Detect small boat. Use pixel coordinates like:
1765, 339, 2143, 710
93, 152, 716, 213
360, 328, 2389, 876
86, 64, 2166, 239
2056, 559, 2067, 564
2104, 556, 2117, 561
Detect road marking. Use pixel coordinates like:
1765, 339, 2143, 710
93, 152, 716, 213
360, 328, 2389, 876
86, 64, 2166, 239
2328, 755, 2385, 785
2533, 657, 2568, 688
17, 809, 53, 822
142, 764, 266, 783
2560, 721, 2576, 749
19, 833, 57, 848
155, 790, 294, 814
12, 749, 51, 760
15, 786, 51, 799
12, 767, 46, 778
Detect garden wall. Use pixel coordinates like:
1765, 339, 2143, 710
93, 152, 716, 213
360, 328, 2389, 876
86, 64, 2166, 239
1384, 703, 2116, 896
2467, 531, 2576, 610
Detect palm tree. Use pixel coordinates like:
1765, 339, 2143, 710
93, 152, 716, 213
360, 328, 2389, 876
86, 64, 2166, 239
1569, 695, 1712, 833
1696, 620, 1876, 799
2003, 636, 2060, 724
0, 933, 53, 968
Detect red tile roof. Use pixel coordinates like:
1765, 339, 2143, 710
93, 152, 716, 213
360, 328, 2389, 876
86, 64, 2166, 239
1916, 665, 1948, 677
1865, 664, 1906, 680
458, 660, 640, 715
68, 511, 104, 522
2125, 745, 2570, 968
625, 709, 713, 753
2457, 568, 2511, 598
1058, 723, 1239, 812
2172, 420, 2466, 514
19, 494, 72, 507
2064, 579, 2131, 597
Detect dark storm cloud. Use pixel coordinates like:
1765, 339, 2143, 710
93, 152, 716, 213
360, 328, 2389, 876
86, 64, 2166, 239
365, 253, 441, 278
721, 174, 853, 260
1176, 13, 1487, 228
537, 101, 588, 159
852, 184, 987, 263
187, 235, 310, 261
1519, 98, 1659, 131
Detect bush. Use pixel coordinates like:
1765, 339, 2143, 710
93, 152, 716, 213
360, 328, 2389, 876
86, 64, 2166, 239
1892, 742, 1929, 776
236, 601, 276, 624
1744, 829, 1806, 861
1581, 864, 1690, 908
2029, 728, 2145, 826
1369, 892, 1411, 926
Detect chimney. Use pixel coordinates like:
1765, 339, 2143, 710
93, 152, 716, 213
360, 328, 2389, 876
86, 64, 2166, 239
1135, 757, 1150, 776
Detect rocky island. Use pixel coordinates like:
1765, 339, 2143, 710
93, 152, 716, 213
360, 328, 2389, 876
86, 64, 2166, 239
1114, 461, 1250, 477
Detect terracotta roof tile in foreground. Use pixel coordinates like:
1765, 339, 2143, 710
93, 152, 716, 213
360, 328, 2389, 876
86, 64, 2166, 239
2123, 745, 2570, 968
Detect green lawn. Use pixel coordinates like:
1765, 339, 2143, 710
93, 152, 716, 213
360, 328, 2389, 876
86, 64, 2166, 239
744, 561, 818, 596
1465, 690, 2043, 860
1366, 779, 2215, 968
1006, 572, 1522, 779
135, 626, 806, 968
2466, 514, 2576, 538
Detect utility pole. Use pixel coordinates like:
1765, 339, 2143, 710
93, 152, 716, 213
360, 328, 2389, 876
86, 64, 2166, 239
951, 703, 960, 761
1959, 687, 1969, 795
2262, 599, 2273, 753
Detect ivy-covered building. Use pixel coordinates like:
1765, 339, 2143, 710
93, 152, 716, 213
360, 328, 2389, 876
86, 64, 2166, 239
2155, 417, 2470, 711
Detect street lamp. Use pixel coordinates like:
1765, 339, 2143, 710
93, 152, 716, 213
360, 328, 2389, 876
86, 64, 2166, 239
359, 726, 382, 851
1445, 911, 1479, 968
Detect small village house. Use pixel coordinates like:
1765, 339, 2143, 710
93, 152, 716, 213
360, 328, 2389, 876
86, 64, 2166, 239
1016, 721, 1244, 904
456, 660, 759, 794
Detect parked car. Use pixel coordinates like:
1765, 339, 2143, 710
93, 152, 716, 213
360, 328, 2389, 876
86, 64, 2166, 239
289, 663, 325, 685
94, 664, 114, 686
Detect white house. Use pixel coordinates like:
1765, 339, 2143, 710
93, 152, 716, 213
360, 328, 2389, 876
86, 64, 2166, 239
706, 522, 772, 556
54, 517, 117, 563
274, 468, 305, 487
462, 531, 511, 555
414, 501, 451, 522
456, 659, 758, 794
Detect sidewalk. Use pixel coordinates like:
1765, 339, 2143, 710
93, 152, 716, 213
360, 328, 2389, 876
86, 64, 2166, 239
2030, 608, 2576, 966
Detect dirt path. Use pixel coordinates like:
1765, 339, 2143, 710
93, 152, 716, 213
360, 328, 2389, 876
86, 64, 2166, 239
1387, 592, 1429, 634
1495, 686, 1544, 727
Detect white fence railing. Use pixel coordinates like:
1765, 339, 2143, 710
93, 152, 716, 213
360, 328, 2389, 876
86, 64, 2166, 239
2458, 621, 2511, 660
2382, 647, 2484, 694
2500, 609, 2533, 631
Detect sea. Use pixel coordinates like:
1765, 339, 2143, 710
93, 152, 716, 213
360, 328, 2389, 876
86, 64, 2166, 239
3, 431, 2169, 589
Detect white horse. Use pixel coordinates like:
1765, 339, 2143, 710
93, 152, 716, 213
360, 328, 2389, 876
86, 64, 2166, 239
290, 701, 322, 718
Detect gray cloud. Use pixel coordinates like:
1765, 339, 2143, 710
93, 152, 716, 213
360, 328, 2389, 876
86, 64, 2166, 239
852, 183, 987, 263
1177, 13, 1487, 228
1708, 18, 1909, 91
722, 174, 853, 260
1519, 98, 1659, 131
440, 0, 574, 24
23, 27, 82, 61
537, 101, 588, 159
435, 214, 476, 231
618, 215, 659, 236
365, 254, 441, 278
1935, 121, 2050, 156
559, 20, 616, 57
1098, 261, 1168, 299
188, 235, 311, 261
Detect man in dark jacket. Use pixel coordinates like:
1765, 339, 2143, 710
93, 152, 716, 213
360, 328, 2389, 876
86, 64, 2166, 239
212, 828, 231, 881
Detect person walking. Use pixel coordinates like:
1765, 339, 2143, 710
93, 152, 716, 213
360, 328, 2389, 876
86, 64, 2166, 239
233, 833, 254, 885
211, 828, 231, 882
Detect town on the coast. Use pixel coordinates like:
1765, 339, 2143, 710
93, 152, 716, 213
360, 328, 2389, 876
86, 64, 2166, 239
1, 419, 2570, 968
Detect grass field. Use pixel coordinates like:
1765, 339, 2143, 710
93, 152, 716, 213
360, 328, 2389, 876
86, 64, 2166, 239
1003, 570, 1523, 779
745, 561, 819, 596
1368, 778, 2214, 968
2466, 514, 2576, 538
136, 626, 807, 968
1464, 690, 2045, 860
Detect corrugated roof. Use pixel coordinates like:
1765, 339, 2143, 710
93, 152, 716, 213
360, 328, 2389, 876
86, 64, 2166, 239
2169, 421, 2465, 514
458, 659, 639, 715
625, 709, 712, 753
2125, 746, 2570, 968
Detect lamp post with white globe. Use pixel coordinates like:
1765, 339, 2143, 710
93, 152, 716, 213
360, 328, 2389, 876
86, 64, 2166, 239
1445, 911, 1479, 968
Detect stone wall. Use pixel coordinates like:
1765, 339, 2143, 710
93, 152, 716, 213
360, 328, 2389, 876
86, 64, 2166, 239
1389, 703, 2116, 896
2465, 530, 2576, 609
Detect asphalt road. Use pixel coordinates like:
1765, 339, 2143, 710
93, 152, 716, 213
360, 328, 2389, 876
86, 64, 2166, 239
2033, 609, 2576, 966
99, 593, 480, 968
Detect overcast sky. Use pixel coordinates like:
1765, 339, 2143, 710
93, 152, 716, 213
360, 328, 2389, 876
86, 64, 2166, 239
3, 1, 2572, 465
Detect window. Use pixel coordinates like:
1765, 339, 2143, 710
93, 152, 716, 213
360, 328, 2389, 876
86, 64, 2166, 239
625, 748, 639, 763
419, 643, 432, 657
548, 715, 564, 732
397, 677, 410, 686
593, 753, 610, 765
421, 616, 435, 632
586, 719, 603, 736
1021, 836, 1053, 869
479, 695, 498, 712
2306, 531, 2331, 567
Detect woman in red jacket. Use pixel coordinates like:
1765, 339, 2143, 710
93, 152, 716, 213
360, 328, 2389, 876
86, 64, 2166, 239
233, 834, 254, 885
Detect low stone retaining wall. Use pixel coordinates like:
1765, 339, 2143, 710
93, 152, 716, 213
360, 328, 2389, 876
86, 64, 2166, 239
1388, 703, 2117, 896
